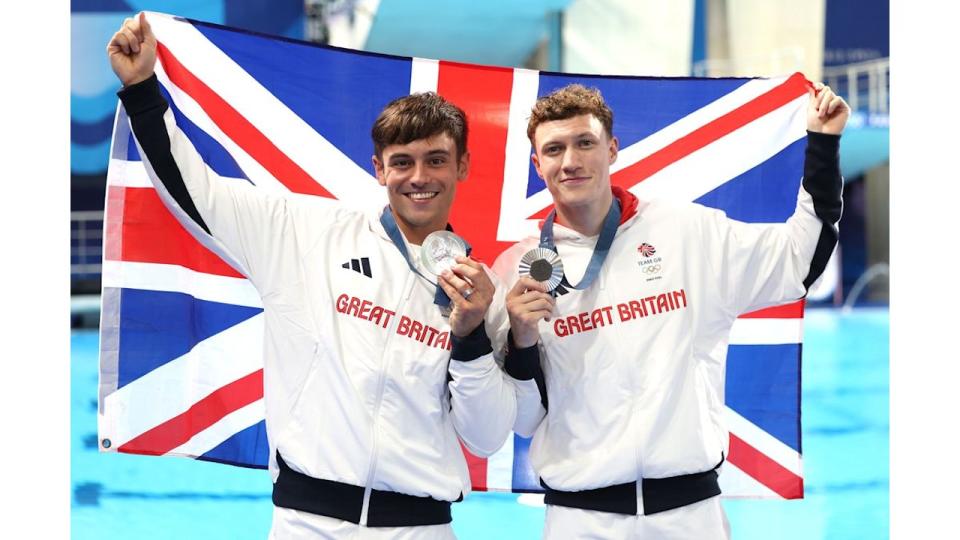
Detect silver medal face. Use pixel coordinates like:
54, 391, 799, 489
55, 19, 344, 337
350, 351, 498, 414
519, 247, 564, 291
421, 230, 468, 276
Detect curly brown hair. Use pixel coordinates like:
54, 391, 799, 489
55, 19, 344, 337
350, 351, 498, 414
371, 92, 468, 159
527, 84, 614, 146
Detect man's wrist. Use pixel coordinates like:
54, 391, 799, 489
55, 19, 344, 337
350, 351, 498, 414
450, 323, 492, 362
505, 330, 541, 381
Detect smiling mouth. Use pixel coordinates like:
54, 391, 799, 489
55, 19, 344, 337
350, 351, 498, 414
560, 177, 590, 183
406, 192, 439, 200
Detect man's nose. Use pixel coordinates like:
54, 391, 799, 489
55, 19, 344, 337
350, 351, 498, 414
409, 161, 428, 184
561, 150, 581, 173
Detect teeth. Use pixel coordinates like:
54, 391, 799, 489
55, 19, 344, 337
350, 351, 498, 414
408, 192, 437, 200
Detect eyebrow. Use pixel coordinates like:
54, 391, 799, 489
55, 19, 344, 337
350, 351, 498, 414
539, 131, 599, 150
388, 149, 451, 160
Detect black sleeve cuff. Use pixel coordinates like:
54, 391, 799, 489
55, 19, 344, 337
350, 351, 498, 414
117, 73, 166, 117
450, 323, 493, 362
503, 330, 541, 381
803, 130, 843, 221
805, 130, 840, 163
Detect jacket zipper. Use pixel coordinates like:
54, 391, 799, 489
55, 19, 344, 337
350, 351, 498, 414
358, 271, 412, 526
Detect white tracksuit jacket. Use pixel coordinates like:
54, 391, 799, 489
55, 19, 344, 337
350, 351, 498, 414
118, 75, 539, 526
493, 132, 842, 497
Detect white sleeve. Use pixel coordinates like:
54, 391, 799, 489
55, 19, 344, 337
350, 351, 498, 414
444, 268, 517, 456
705, 132, 843, 315
118, 74, 341, 292
491, 246, 548, 438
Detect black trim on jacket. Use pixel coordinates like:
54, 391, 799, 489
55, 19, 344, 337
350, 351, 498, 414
504, 331, 548, 410
801, 131, 843, 290
117, 74, 211, 235
450, 322, 492, 361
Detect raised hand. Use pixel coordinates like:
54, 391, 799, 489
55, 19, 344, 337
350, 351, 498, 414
106, 12, 157, 87
807, 82, 850, 136
506, 276, 555, 349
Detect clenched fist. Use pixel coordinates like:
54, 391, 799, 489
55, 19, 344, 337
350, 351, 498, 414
806, 82, 850, 136
107, 12, 157, 87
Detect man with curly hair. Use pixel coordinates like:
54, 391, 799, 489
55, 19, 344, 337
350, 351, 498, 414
496, 82, 848, 538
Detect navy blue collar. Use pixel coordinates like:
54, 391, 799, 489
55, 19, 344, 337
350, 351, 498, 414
539, 199, 621, 291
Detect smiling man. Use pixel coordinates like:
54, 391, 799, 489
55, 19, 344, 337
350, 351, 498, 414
495, 83, 848, 539
107, 13, 538, 540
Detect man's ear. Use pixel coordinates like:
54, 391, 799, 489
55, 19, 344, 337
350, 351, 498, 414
608, 135, 619, 165
457, 151, 471, 181
531, 152, 544, 179
372, 155, 386, 186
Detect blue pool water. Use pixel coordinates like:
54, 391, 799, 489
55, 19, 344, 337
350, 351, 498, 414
71, 307, 888, 539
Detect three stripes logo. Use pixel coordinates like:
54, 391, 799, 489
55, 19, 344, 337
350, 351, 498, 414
342, 257, 372, 278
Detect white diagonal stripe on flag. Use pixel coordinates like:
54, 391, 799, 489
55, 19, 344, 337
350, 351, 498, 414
725, 407, 802, 476
148, 12, 384, 206
99, 314, 265, 448
166, 399, 265, 458
152, 60, 292, 195
718, 461, 781, 498
628, 94, 808, 203
612, 77, 788, 175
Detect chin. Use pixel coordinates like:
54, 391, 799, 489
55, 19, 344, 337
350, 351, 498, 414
557, 194, 595, 210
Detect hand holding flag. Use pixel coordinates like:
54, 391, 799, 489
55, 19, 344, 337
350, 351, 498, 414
107, 12, 157, 87
807, 82, 850, 135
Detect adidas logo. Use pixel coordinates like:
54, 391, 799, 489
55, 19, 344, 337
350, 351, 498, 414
341, 257, 372, 278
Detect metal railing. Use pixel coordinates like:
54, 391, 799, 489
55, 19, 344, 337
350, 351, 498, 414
822, 58, 889, 114
72, 211, 104, 281
691, 47, 807, 78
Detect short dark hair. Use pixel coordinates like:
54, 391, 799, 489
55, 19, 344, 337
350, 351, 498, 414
527, 84, 614, 146
371, 92, 468, 159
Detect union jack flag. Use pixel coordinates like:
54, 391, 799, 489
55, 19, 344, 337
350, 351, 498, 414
99, 12, 807, 499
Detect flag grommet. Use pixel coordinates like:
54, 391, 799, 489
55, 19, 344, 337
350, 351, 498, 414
101, 438, 112, 449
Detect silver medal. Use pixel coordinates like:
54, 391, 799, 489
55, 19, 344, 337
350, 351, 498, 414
421, 230, 468, 276
519, 247, 564, 291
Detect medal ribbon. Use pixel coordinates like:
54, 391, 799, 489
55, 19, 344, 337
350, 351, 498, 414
380, 205, 471, 307
539, 198, 621, 291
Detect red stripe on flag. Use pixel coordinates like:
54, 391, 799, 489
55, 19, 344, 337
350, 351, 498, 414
437, 61, 515, 262
739, 299, 805, 319
609, 73, 809, 192
460, 441, 489, 491
156, 42, 334, 198
104, 183, 126, 262
106, 185, 244, 278
118, 369, 264, 456
728, 433, 803, 499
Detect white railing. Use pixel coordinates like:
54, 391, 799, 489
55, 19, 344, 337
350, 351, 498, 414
822, 58, 889, 114
691, 47, 807, 78
71, 210, 104, 278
